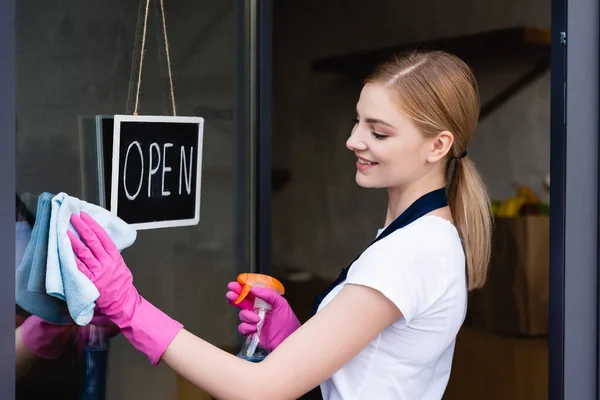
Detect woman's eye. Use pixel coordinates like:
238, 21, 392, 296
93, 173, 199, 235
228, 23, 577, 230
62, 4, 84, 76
372, 132, 387, 140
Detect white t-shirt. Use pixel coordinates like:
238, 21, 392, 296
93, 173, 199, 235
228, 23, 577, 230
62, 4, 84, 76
317, 216, 467, 400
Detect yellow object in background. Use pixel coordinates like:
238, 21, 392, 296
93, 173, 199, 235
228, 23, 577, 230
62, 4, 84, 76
496, 197, 527, 218
492, 184, 549, 218
514, 184, 540, 203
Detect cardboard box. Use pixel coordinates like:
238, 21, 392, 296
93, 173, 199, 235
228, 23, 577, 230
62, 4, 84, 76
468, 216, 549, 336
443, 326, 548, 400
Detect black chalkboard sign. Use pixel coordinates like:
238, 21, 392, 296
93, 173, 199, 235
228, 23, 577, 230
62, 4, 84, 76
110, 115, 204, 229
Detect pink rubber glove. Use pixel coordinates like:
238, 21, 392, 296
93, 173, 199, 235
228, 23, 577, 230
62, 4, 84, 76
20, 315, 75, 359
226, 282, 301, 351
67, 211, 183, 365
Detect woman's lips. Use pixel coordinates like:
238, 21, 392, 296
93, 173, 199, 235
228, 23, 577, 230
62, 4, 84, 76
356, 157, 378, 172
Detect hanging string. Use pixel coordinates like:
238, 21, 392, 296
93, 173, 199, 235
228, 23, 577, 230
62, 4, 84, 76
126, 0, 145, 115
159, 0, 177, 116
133, 0, 151, 116
153, 0, 168, 115
132, 0, 177, 116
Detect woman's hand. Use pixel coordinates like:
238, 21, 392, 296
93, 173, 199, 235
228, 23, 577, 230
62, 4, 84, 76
226, 282, 301, 351
68, 212, 183, 365
67, 212, 136, 321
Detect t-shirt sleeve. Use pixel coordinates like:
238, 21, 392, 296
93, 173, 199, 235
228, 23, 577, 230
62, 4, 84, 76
343, 237, 448, 328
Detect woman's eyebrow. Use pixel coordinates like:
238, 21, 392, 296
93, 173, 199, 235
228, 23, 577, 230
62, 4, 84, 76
365, 118, 395, 128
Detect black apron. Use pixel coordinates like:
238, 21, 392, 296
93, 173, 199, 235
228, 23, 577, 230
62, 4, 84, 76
312, 187, 449, 315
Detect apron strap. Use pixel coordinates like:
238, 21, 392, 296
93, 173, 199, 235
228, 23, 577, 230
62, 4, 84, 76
312, 187, 448, 315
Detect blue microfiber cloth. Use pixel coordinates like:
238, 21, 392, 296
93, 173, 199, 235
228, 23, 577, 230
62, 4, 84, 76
46, 192, 137, 326
27, 195, 55, 294
15, 192, 71, 324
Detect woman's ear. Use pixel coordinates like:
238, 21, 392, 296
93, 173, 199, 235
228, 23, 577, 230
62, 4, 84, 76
426, 131, 454, 163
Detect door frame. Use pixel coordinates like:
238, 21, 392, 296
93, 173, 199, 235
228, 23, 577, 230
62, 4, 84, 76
236, 0, 272, 277
255, 0, 273, 276
548, 0, 599, 398
0, 0, 15, 396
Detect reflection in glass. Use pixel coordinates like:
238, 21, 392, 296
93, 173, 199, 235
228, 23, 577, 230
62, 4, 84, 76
16, 1, 252, 398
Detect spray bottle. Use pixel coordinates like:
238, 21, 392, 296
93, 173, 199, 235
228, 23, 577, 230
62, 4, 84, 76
234, 273, 285, 362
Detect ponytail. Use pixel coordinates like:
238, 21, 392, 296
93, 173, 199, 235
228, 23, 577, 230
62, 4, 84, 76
447, 156, 492, 290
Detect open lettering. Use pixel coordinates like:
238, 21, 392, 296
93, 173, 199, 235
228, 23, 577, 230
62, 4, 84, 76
123, 141, 194, 200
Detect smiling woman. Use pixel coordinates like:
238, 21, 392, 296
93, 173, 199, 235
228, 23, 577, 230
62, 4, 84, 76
353, 51, 491, 290
66, 49, 492, 400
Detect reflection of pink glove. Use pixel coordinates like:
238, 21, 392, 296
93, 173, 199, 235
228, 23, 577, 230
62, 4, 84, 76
20, 315, 120, 360
67, 212, 183, 365
20, 315, 74, 359
226, 282, 301, 351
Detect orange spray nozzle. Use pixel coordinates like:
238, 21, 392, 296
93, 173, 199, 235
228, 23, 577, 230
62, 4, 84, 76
234, 273, 285, 305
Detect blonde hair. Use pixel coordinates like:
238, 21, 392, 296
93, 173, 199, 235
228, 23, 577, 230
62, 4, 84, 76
366, 50, 491, 290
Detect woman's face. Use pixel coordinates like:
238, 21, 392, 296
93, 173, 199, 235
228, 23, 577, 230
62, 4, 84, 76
346, 83, 439, 189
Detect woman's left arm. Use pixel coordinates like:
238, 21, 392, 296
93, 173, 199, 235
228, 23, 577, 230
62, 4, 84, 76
162, 283, 401, 400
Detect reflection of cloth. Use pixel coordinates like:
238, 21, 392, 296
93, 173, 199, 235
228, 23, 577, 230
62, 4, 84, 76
16, 221, 32, 270
16, 193, 71, 324
46, 192, 137, 326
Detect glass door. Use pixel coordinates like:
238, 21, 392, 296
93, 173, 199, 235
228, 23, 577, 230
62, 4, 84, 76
11, 0, 266, 398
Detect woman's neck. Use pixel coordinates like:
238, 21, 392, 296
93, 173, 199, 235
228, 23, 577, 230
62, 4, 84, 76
384, 179, 446, 226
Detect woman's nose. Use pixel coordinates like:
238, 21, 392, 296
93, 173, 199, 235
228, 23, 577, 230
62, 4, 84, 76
346, 129, 368, 152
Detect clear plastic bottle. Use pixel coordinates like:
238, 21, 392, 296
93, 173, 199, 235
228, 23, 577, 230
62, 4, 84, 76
237, 297, 271, 362
233, 273, 285, 363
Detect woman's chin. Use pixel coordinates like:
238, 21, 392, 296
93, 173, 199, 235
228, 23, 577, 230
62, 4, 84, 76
355, 174, 382, 188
